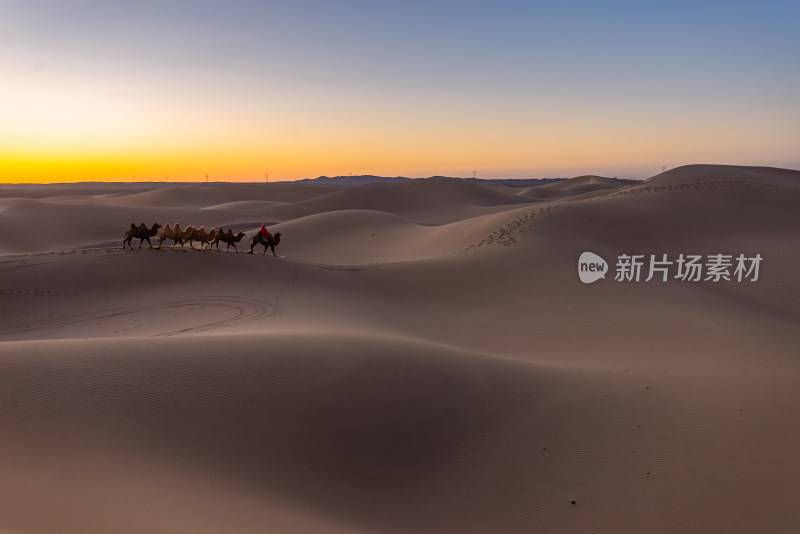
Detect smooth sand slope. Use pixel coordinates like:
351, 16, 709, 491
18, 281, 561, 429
517, 175, 637, 201
0, 166, 799, 533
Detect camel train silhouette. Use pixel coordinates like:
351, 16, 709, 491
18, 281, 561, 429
123, 223, 281, 256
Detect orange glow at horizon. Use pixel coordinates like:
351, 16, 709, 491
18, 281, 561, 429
2, 84, 797, 183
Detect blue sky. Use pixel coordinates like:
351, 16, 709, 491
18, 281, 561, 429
1, 0, 798, 181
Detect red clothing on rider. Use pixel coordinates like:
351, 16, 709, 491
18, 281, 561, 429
260, 225, 271, 240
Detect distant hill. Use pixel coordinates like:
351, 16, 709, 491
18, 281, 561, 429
285, 175, 565, 188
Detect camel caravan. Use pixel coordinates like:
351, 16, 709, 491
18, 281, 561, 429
122, 222, 281, 256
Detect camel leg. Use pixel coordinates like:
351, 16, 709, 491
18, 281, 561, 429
146, 237, 153, 249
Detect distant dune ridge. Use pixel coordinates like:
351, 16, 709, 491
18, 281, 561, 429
0, 165, 799, 533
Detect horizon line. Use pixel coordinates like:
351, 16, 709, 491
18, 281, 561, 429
2, 163, 799, 186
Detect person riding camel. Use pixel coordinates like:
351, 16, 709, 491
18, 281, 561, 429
250, 224, 281, 255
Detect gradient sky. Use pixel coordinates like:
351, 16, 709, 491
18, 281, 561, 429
1, 0, 798, 182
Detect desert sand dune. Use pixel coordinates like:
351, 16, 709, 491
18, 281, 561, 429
541, 175, 627, 189
202, 199, 290, 211
538, 169, 800, 254
270, 205, 544, 265
517, 175, 636, 200
105, 183, 342, 208
283, 177, 532, 224
641, 164, 800, 188
2, 332, 796, 534
1, 165, 799, 533
0, 334, 554, 533
0, 182, 160, 200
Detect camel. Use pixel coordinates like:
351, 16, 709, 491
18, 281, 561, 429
177, 225, 195, 248
249, 231, 282, 256
186, 226, 217, 250
123, 222, 162, 249
156, 223, 192, 249
211, 229, 246, 253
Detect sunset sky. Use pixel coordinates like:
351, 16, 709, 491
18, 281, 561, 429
1, 0, 798, 182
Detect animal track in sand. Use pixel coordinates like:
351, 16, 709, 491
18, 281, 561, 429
461, 205, 562, 253
0, 288, 79, 297
0, 247, 131, 273
607, 180, 790, 198
0, 296, 277, 338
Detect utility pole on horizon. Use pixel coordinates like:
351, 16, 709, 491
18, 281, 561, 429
205, 173, 209, 183
265, 173, 269, 183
